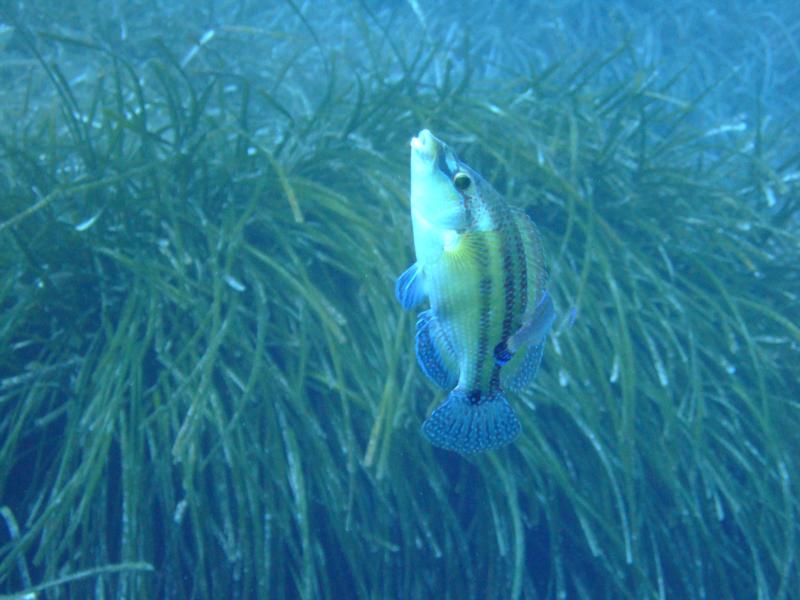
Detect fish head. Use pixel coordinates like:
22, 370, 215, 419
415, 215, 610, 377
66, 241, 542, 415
410, 129, 481, 261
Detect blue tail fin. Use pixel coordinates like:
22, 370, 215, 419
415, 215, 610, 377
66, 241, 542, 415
421, 389, 520, 453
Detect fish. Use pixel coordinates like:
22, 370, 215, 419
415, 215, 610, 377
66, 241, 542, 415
396, 129, 556, 453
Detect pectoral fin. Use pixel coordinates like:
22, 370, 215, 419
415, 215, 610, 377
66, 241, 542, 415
395, 262, 426, 310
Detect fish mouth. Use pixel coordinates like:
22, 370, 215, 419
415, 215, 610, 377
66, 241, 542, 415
411, 129, 437, 158
410, 129, 438, 172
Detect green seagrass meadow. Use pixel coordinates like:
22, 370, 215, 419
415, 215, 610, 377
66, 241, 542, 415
1, 2, 798, 598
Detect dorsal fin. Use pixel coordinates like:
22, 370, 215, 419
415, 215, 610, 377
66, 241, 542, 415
500, 341, 546, 392
506, 292, 556, 354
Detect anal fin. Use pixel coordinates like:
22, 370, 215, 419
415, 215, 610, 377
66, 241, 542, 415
415, 310, 458, 390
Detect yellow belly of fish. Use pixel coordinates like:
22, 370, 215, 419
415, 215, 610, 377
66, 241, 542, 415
424, 230, 507, 391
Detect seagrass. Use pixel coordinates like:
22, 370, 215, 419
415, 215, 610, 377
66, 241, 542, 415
0, 1, 798, 598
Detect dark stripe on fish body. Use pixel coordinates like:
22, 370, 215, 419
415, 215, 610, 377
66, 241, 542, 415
467, 206, 494, 397
516, 214, 529, 318
500, 218, 515, 343
490, 209, 515, 397
479, 198, 510, 396
492, 201, 527, 390
501, 209, 528, 346
473, 270, 492, 399
513, 212, 530, 319
492, 207, 526, 369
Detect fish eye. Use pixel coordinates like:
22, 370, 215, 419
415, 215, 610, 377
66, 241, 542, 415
453, 172, 471, 191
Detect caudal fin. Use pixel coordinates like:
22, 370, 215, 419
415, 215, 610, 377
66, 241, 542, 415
421, 389, 520, 453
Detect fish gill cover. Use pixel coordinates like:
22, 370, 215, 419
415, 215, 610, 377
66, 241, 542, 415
0, 1, 798, 599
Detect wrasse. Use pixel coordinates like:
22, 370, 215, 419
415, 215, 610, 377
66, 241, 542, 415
396, 129, 555, 453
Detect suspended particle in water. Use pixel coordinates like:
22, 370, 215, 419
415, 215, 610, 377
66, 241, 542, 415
224, 274, 246, 292
173, 499, 188, 524
609, 354, 620, 383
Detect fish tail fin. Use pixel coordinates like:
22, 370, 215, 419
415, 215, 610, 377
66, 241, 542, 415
421, 389, 520, 453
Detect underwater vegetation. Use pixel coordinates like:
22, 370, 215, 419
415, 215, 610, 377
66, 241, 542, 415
1, 1, 799, 598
